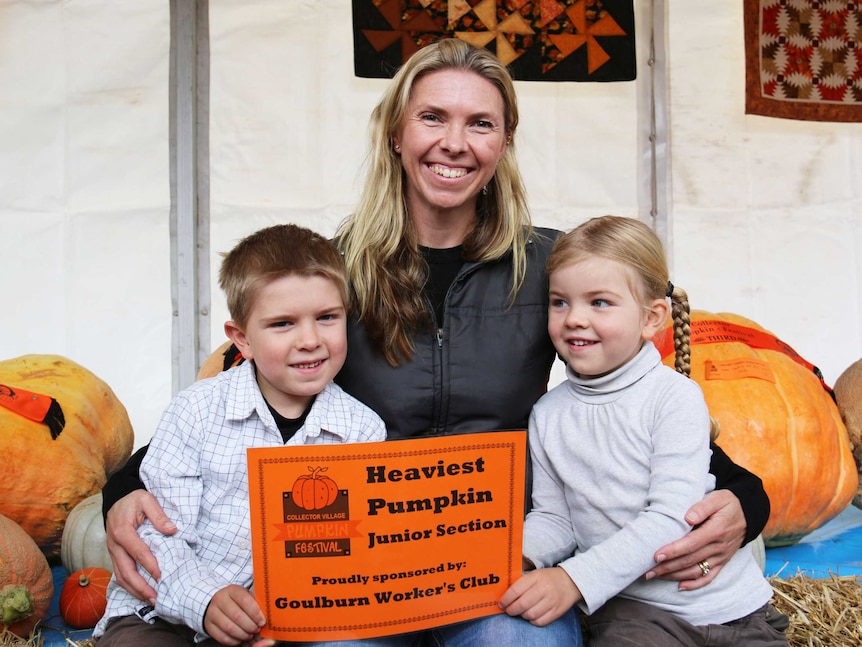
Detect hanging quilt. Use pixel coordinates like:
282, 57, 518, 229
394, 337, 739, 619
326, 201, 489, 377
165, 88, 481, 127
744, 0, 862, 122
352, 0, 636, 82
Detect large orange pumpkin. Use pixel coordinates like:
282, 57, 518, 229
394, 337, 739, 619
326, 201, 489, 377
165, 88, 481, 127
654, 311, 858, 546
197, 340, 235, 380
0, 514, 53, 637
0, 355, 134, 558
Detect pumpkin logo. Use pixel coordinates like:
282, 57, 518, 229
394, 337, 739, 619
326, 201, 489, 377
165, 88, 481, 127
281, 466, 352, 558
291, 466, 339, 511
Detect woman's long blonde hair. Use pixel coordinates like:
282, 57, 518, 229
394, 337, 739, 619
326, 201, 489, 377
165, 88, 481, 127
337, 38, 533, 366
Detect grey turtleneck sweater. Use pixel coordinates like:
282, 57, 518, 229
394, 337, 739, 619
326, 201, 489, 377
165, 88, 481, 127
523, 342, 773, 625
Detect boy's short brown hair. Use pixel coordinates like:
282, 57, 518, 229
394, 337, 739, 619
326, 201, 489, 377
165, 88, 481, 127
219, 224, 347, 327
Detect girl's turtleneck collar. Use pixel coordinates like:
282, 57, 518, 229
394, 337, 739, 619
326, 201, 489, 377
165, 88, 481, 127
564, 342, 662, 403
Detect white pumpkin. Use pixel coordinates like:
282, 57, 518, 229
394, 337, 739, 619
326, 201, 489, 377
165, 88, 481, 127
60, 493, 113, 573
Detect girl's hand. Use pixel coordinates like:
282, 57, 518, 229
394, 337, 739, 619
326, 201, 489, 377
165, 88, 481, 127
498, 567, 580, 626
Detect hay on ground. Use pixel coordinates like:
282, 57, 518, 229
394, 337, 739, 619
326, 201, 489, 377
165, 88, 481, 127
769, 571, 862, 647
0, 628, 95, 647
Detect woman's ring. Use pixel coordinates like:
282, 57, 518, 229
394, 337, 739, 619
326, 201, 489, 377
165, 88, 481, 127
697, 560, 710, 577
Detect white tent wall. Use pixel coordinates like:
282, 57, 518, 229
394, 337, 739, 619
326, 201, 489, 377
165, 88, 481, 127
1, 1, 860, 451
0, 1, 171, 449
667, 3, 862, 399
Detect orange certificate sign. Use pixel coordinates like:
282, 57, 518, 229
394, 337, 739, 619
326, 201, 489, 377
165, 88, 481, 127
247, 431, 527, 642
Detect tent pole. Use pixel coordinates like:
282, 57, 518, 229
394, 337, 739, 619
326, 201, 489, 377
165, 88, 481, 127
169, 0, 210, 394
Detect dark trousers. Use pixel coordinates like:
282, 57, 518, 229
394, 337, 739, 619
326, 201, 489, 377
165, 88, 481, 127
97, 615, 226, 647
584, 597, 788, 647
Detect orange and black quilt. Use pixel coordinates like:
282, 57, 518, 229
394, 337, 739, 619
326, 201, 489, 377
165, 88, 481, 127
744, 0, 862, 122
352, 0, 636, 82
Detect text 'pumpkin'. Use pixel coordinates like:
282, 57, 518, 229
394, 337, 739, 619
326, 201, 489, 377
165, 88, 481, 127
654, 311, 857, 546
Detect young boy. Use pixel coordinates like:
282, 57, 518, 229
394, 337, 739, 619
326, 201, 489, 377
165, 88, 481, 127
95, 224, 387, 646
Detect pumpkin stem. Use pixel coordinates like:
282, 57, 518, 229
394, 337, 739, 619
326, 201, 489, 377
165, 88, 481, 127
78, 574, 91, 587
0, 584, 35, 626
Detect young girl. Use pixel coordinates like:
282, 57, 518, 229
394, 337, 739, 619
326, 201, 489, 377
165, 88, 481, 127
499, 216, 787, 646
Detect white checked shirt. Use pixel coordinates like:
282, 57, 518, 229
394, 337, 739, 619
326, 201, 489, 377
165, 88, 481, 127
95, 360, 386, 641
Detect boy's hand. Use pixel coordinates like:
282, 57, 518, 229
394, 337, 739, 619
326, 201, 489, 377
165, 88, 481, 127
205, 585, 267, 646
498, 567, 580, 627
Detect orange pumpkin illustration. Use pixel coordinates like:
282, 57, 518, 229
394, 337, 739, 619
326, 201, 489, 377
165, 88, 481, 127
291, 466, 338, 510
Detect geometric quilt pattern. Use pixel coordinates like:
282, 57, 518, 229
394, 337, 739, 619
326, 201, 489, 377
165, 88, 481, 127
353, 0, 636, 82
744, 0, 862, 121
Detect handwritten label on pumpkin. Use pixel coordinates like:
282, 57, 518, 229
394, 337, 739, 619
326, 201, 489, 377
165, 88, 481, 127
704, 358, 776, 383
247, 431, 526, 641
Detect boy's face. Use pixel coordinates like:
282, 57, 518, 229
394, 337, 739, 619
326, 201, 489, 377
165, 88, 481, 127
226, 274, 347, 418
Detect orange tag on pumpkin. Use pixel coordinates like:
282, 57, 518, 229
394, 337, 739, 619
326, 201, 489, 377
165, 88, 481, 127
703, 358, 776, 383
0, 383, 66, 438
653, 319, 832, 397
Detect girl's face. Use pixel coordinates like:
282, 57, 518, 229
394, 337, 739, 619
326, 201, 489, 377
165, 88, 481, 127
225, 274, 348, 418
548, 257, 668, 378
393, 69, 509, 225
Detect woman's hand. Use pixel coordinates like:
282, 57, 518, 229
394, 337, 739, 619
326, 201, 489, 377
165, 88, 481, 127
105, 489, 176, 602
645, 489, 747, 591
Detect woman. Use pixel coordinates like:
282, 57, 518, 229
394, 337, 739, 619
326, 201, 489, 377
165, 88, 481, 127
103, 39, 769, 646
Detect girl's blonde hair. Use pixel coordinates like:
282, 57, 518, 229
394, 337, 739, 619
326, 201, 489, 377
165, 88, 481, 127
336, 38, 533, 366
548, 216, 693, 376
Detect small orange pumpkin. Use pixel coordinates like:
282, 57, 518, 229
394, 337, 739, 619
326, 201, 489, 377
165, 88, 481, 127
0, 514, 53, 638
59, 567, 112, 629
291, 467, 338, 510
655, 311, 858, 546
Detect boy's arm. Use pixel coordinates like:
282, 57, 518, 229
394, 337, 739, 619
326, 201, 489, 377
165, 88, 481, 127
139, 393, 234, 636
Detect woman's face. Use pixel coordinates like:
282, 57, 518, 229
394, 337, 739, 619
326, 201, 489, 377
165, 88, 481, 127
393, 68, 509, 223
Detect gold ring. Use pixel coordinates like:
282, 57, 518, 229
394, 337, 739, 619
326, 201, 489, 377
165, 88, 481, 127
697, 560, 710, 577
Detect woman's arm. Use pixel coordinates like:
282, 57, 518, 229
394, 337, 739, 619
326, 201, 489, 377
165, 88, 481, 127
102, 445, 148, 518
709, 442, 770, 544
645, 441, 770, 590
